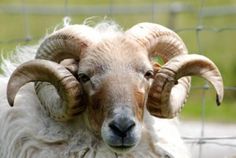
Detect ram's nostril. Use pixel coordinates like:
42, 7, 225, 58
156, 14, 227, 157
109, 123, 124, 137
109, 118, 136, 138
126, 122, 136, 132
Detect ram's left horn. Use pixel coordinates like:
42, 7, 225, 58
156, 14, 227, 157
147, 54, 224, 118
126, 22, 191, 118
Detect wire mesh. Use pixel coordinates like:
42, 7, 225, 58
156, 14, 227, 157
0, 0, 236, 157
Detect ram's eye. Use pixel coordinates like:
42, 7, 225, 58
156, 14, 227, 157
78, 73, 90, 83
144, 70, 154, 80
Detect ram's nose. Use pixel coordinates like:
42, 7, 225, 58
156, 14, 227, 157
108, 117, 136, 138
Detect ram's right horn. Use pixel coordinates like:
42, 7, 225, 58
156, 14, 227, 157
7, 59, 82, 121
7, 25, 95, 121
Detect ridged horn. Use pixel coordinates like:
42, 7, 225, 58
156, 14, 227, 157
148, 54, 224, 118
8, 24, 94, 121
36, 25, 94, 61
126, 22, 191, 117
34, 25, 94, 121
7, 59, 81, 120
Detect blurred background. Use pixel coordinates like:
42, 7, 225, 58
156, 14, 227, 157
0, 0, 236, 157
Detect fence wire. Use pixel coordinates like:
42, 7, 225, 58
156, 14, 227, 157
0, 0, 236, 157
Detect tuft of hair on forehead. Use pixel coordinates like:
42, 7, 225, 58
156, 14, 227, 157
93, 21, 123, 33
44, 17, 124, 44
82, 18, 124, 42
92, 20, 124, 42
83, 17, 123, 32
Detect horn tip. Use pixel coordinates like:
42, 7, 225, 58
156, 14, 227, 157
7, 85, 16, 107
216, 94, 223, 106
7, 98, 14, 107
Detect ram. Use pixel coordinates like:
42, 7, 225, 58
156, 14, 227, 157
0, 21, 223, 158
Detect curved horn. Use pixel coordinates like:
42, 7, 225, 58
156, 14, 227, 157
34, 25, 95, 120
147, 54, 224, 118
126, 22, 191, 117
126, 22, 188, 60
7, 59, 82, 121
7, 25, 94, 121
36, 24, 95, 61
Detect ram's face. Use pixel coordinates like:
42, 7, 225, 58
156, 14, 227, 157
78, 37, 153, 153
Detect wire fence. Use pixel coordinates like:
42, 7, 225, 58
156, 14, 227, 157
0, 0, 236, 157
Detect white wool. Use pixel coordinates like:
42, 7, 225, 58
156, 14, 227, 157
0, 45, 38, 77
0, 21, 189, 158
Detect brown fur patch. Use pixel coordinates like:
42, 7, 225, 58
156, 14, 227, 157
87, 90, 106, 134
146, 61, 163, 117
134, 90, 145, 121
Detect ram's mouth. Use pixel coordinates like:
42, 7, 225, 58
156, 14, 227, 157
109, 144, 135, 153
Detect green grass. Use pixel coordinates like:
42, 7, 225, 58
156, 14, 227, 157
181, 83, 236, 123
0, 0, 236, 122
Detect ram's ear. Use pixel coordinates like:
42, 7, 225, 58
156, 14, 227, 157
152, 61, 161, 75
60, 59, 79, 77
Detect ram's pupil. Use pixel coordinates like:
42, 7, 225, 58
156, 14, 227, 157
144, 70, 154, 79
79, 74, 90, 83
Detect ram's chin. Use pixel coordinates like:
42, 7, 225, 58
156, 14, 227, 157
102, 137, 139, 154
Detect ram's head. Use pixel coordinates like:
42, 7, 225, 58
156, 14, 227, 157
7, 23, 223, 153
